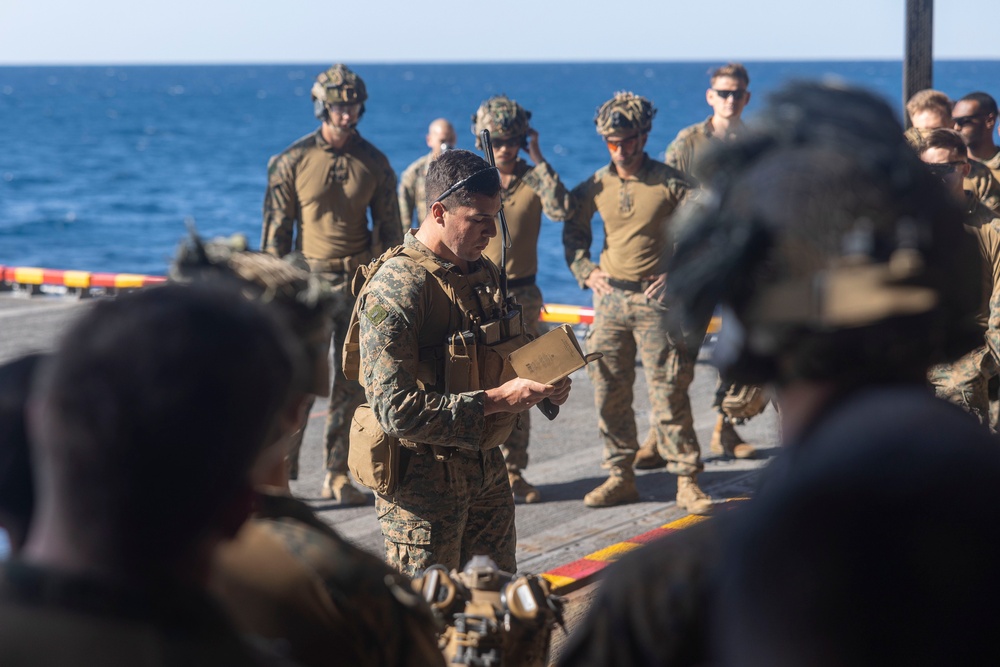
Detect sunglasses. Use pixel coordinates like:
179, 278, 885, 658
492, 137, 523, 149
953, 113, 989, 127
925, 161, 967, 177
712, 89, 748, 101
432, 166, 500, 204
606, 134, 640, 152
327, 103, 361, 116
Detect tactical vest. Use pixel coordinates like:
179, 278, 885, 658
344, 244, 529, 452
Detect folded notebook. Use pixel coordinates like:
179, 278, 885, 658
507, 324, 603, 385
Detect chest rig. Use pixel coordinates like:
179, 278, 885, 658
343, 244, 529, 452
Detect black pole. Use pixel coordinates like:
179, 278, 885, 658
903, 0, 934, 127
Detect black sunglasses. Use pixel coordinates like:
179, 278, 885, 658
492, 137, 523, 149
953, 113, 989, 127
925, 161, 966, 177
712, 89, 748, 101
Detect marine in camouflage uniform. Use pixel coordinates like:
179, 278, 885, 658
563, 92, 712, 514
170, 238, 445, 667
261, 64, 403, 504
475, 95, 576, 504
919, 130, 1000, 426
357, 150, 571, 576
652, 63, 759, 464
398, 118, 456, 232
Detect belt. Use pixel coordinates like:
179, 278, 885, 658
402, 440, 480, 461
505, 274, 536, 289
607, 277, 651, 293
306, 251, 371, 275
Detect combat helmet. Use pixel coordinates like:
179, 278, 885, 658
665, 82, 983, 387
170, 233, 344, 397
594, 91, 656, 136
311, 63, 368, 120
472, 95, 531, 149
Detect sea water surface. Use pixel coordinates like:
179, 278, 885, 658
2, 61, 999, 305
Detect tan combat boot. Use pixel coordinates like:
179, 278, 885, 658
321, 472, 368, 506
709, 415, 758, 459
634, 430, 666, 470
509, 471, 542, 504
676, 474, 714, 515
584, 466, 639, 508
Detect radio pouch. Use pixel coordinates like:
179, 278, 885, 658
348, 404, 399, 495
446, 331, 479, 394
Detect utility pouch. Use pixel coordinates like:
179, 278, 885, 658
501, 303, 523, 339
446, 331, 479, 394
348, 404, 399, 495
343, 318, 361, 381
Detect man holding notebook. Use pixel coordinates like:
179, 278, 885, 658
353, 150, 572, 576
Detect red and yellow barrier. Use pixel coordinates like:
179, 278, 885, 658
541, 302, 721, 334
0, 265, 719, 332
1, 266, 166, 294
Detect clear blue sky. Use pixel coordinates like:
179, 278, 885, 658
0, 0, 995, 64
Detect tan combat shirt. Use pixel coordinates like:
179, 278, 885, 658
966, 192, 1000, 330
483, 158, 574, 280
261, 129, 402, 267
975, 147, 1000, 194
398, 152, 432, 232
563, 154, 690, 286
967, 160, 1000, 214
664, 116, 746, 181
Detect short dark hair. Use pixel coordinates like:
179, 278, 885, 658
0, 354, 45, 551
31, 284, 299, 568
710, 63, 749, 87
959, 91, 998, 117
425, 149, 501, 209
917, 127, 967, 157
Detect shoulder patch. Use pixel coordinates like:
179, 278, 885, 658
366, 303, 389, 325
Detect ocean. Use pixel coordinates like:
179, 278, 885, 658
1, 60, 999, 306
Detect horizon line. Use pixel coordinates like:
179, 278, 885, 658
1, 57, 998, 68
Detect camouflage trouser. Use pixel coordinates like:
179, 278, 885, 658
375, 447, 516, 578
586, 287, 702, 476
929, 344, 992, 426
501, 283, 546, 473
287, 273, 366, 475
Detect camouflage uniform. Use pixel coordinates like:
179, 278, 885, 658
358, 233, 517, 577
211, 489, 444, 667
929, 193, 1000, 424
398, 152, 432, 232
262, 128, 402, 480
563, 154, 699, 474
664, 116, 745, 181
482, 158, 574, 475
